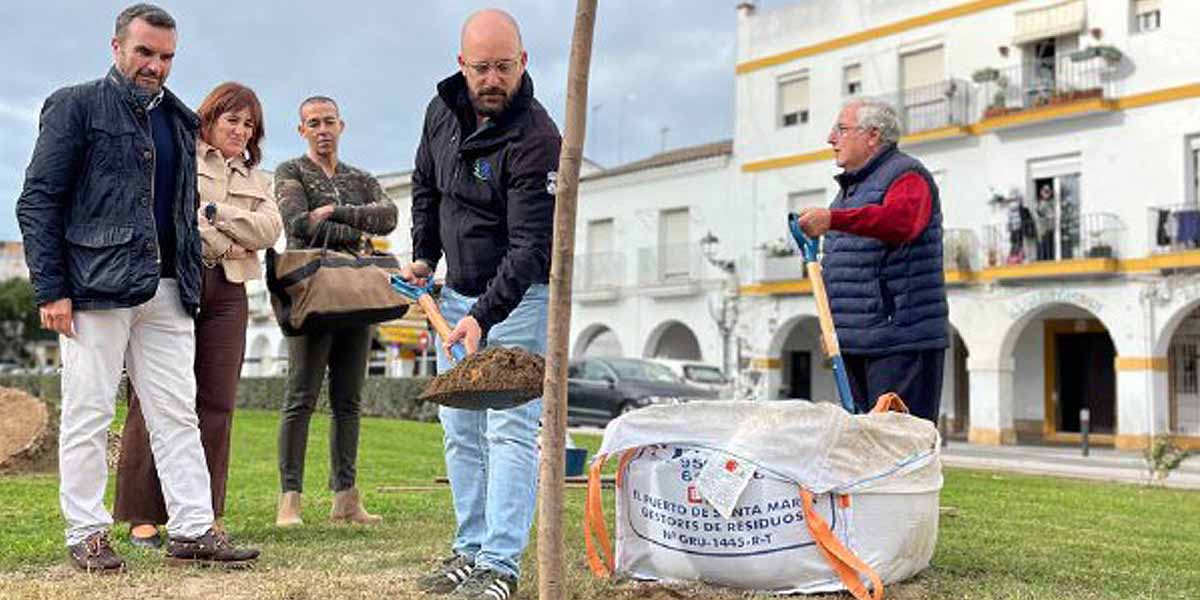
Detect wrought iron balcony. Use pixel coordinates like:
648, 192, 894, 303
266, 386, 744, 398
973, 56, 1117, 126
1149, 205, 1200, 255
980, 212, 1121, 282
870, 78, 974, 138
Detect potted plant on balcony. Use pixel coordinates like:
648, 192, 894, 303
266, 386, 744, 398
755, 237, 803, 282
971, 67, 1000, 83
1070, 45, 1123, 64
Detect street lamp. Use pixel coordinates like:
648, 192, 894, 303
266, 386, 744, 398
701, 230, 736, 274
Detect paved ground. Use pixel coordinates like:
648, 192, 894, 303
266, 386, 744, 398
940, 440, 1200, 489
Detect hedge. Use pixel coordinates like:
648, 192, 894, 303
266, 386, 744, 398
0, 375, 438, 423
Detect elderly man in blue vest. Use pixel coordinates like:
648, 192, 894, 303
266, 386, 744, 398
796, 98, 948, 422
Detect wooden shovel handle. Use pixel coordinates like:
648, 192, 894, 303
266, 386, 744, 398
417, 294, 454, 342
806, 261, 842, 358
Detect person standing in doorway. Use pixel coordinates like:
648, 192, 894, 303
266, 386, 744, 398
273, 96, 397, 527
796, 98, 948, 422
402, 9, 559, 600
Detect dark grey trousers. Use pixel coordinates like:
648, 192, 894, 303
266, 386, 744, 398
277, 325, 371, 492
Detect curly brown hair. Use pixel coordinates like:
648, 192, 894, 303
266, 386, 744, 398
197, 82, 265, 167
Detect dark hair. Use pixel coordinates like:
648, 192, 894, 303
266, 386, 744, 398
197, 82, 266, 168
115, 4, 176, 39
298, 95, 339, 121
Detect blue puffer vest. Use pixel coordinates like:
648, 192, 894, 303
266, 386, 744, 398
822, 144, 948, 356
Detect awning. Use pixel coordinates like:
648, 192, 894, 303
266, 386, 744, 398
1013, 0, 1086, 45
376, 306, 429, 346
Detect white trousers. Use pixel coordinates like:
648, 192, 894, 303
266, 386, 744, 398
58, 280, 213, 545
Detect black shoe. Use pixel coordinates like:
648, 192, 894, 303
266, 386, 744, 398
68, 531, 126, 574
448, 567, 517, 600
166, 527, 259, 569
129, 526, 163, 550
416, 553, 474, 594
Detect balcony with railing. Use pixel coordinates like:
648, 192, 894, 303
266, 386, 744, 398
972, 56, 1118, 132
872, 78, 974, 143
573, 251, 626, 303
1149, 205, 1200, 254
943, 228, 980, 285
638, 243, 705, 297
981, 212, 1122, 282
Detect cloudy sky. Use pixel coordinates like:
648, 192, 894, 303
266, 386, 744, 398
0, 0, 796, 241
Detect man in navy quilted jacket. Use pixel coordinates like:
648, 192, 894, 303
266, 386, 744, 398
796, 98, 948, 422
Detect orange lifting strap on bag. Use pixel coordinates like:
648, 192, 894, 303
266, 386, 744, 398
583, 393, 909, 600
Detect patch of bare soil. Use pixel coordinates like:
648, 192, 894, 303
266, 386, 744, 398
0, 387, 56, 474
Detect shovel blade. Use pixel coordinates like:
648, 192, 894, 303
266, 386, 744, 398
420, 388, 542, 411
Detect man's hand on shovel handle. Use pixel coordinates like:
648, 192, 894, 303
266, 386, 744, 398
797, 207, 832, 237
445, 315, 482, 359
399, 260, 432, 287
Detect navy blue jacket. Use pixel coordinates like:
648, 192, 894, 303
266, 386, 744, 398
823, 144, 949, 356
411, 72, 560, 333
16, 67, 202, 314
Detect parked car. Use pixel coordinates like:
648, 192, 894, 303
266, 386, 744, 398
567, 357, 717, 427
649, 359, 733, 396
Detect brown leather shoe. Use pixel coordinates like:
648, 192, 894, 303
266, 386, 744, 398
330, 487, 382, 525
68, 531, 126, 574
166, 528, 259, 569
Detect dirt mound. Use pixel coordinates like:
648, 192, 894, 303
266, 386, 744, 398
0, 387, 57, 474
420, 346, 545, 410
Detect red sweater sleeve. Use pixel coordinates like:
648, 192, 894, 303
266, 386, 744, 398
828, 171, 932, 245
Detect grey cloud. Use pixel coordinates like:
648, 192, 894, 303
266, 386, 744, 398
1, 0, 800, 241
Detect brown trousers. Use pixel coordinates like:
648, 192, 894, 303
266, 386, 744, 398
113, 267, 248, 524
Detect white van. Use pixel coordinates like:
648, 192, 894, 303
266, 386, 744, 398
649, 359, 731, 395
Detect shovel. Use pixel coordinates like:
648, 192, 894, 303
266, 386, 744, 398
390, 274, 543, 411
787, 213, 857, 413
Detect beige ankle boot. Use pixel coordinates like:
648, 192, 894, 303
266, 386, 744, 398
275, 491, 303, 527
330, 487, 383, 524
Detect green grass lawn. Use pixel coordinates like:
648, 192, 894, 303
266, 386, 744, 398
1, 408, 1198, 599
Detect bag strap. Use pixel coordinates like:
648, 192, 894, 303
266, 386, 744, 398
800, 489, 884, 600
584, 448, 638, 578
871, 392, 909, 414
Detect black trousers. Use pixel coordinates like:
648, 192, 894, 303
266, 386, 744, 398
843, 349, 945, 422
277, 325, 371, 493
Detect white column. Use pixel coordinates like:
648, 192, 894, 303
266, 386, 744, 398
967, 356, 1017, 445
1115, 360, 1170, 450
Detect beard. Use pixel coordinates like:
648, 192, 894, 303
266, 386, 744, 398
117, 58, 164, 94
468, 85, 514, 118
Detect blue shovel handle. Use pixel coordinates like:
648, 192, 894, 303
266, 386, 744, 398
390, 274, 468, 364
785, 213, 857, 413
787, 212, 820, 264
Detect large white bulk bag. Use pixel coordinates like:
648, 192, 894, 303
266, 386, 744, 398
584, 395, 941, 599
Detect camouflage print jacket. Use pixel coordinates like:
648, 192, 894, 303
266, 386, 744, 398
275, 155, 397, 251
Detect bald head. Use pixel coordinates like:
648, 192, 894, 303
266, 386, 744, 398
460, 9, 523, 53
458, 9, 528, 119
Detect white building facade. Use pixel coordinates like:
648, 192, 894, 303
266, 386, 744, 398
728, 0, 1200, 450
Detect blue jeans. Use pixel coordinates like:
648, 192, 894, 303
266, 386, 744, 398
436, 284, 547, 579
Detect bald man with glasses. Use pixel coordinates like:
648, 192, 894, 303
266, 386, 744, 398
400, 9, 560, 600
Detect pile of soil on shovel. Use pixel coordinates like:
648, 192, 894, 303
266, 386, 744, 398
420, 346, 545, 408
0, 387, 58, 474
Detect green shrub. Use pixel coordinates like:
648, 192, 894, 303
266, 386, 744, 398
0, 374, 438, 423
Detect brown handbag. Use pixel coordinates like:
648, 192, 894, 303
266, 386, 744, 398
265, 242, 412, 336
